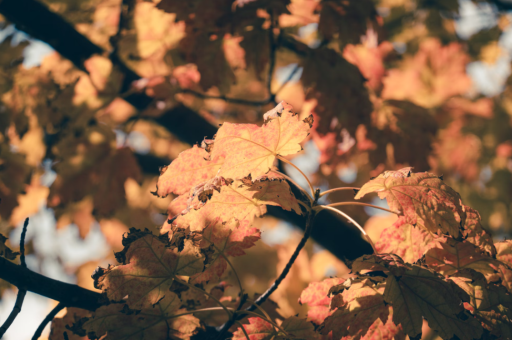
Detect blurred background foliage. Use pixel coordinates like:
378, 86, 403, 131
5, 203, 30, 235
0, 0, 512, 338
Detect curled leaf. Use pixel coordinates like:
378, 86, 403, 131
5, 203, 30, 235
0, 234, 19, 260
166, 177, 301, 233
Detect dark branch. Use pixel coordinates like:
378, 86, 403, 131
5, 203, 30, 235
0, 218, 30, 337
488, 0, 512, 10
19, 217, 29, 268
216, 208, 317, 338
0, 256, 103, 311
266, 10, 278, 103
0, 287, 26, 338
179, 89, 274, 106
32, 302, 66, 340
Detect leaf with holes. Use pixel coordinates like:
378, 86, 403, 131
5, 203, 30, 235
462, 205, 496, 256
449, 269, 512, 338
93, 229, 204, 309
0, 234, 19, 260
210, 101, 312, 180
164, 176, 301, 233
355, 168, 465, 237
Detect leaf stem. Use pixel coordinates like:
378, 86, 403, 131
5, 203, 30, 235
317, 206, 377, 253
270, 170, 313, 204
277, 155, 315, 198
326, 202, 398, 215
177, 279, 233, 319
215, 208, 316, 337
201, 234, 244, 294
238, 310, 288, 335
319, 187, 360, 198
32, 302, 65, 340
235, 320, 251, 340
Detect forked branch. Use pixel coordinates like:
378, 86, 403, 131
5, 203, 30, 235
0, 218, 29, 338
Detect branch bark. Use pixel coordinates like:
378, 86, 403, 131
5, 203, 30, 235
0, 257, 103, 311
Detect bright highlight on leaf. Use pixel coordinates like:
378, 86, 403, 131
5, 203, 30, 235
211, 101, 312, 180
355, 168, 465, 237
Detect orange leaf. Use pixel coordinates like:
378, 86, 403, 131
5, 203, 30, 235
374, 216, 437, 264
93, 229, 204, 309
233, 316, 320, 340
320, 278, 403, 340
165, 176, 301, 233
355, 168, 465, 237
211, 101, 312, 180
462, 205, 496, 256
190, 218, 260, 283
157, 145, 224, 197
299, 277, 345, 325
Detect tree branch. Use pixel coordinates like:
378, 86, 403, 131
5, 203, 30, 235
0, 218, 29, 338
215, 208, 317, 338
32, 302, 66, 340
0, 257, 103, 311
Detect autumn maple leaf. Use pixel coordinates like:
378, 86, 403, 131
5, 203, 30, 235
355, 168, 465, 237
210, 101, 312, 180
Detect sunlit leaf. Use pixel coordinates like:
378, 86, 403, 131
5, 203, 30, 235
355, 168, 465, 237
299, 277, 346, 325
165, 176, 301, 233
210, 101, 312, 180
374, 216, 437, 264
157, 145, 224, 197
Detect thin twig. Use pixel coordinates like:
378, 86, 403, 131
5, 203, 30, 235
277, 156, 315, 198
178, 279, 233, 319
266, 9, 277, 103
235, 320, 251, 340
270, 169, 313, 204
318, 206, 377, 253
32, 302, 66, 340
239, 310, 288, 335
0, 218, 30, 338
0, 288, 27, 338
273, 64, 301, 96
250, 210, 315, 310
319, 187, 360, 198
215, 208, 316, 337
326, 202, 398, 215
180, 89, 274, 106
20, 217, 29, 268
